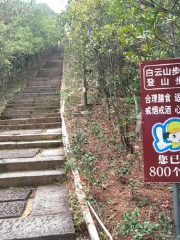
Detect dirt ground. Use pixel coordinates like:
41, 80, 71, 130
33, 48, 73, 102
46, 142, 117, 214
63, 85, 175, 239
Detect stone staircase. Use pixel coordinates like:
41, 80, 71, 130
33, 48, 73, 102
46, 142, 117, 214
0, 47, 75, 239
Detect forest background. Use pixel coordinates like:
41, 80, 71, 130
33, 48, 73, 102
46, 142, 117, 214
0, 0, 180, 239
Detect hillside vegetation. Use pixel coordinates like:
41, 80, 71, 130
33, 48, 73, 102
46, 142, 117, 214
60, 0, 180, 151
59, 1, 179, 239
0, 0, 59, 91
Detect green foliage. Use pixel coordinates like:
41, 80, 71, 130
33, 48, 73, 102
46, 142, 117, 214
69, 129, 98, 183
71, 129, 87, 146
158, 211, 173, 239
64, 158, 77, 172
70, 193, 87, 234
80, 152, 97, 182
121, 207, 173, 240
60, 0, 180, 151
121, 207, 159, 239
0, 0, 60, 90
91, 122, 102, 137
118, 161, 134, 176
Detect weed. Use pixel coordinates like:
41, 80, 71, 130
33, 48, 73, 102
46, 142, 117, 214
80, 152, 97, 183
64, 158, 77, 172
70, 130, 87, 159
93, 172, 108, 187
137, 197, 150, 207
70, 193, 87, 235
88, 92, 100, 103
0, 106, 6, 114
71, 129, 87, 145
16, 87, 22, 93
91, 122, 102, 136
121, 207, 159, 239
109, 135, 117, 145
128, 180, 140, 200
117, 161, 134, 177
158, 211, 173, 239
107, 199, 114, 205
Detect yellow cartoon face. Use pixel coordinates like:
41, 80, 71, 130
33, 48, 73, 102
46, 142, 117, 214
153, 118, 180, 153
164, 121, 180, 143
167, 132, 180, 143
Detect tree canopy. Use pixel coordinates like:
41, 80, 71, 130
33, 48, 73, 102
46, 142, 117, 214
59, 0, 180, 150
0, 0, 60, 89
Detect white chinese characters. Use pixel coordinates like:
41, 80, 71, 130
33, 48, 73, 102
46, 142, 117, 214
144, 65, 180, 90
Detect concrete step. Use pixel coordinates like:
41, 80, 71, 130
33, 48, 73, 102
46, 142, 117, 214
31, 80, 60, 84
6, 102, 59, 107
0, 132, 61, 142
23, 88, 59, 93
12, 96, 59, 101
44, 61, 62, 69
29, 82, 60, 85
0, 169, 66, 187
50, 55, 63, 60
0, 140, 62, 150
24, 85, 59, 89
6, 104, 59, 109
0, 117, 60, 126
3, 109, 59, 115
22, 90, 59, 94
0, 156, 65, 172
15, 93, 59, 97
5, 106, 59, 110
33, 77, 60, 80
7, 99, 59, 104
0, 186, 75, 239
0, 113, 60, 120
0, 123, 61, 130
37, 69, 61, 78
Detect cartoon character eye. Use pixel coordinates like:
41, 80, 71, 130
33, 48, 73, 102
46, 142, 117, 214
172, 134, 176, 138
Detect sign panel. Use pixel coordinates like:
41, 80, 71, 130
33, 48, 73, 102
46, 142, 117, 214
141, 58, 180, 182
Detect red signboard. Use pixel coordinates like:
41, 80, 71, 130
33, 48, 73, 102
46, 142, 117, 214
141, 58, 180, 182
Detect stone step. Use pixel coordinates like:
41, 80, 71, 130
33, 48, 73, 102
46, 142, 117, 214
37, 69, 61, 78
28, 86, 60, 89
5, 106, 59, 110
0, 117, 60, 126
0, 123, 61, 130
15, 93, 59, 97
31, 80, 60, 84
12, 96, 59, 101
0, 133, 61, 142
27, 84, 59, 87
0, 187, 75, 239
0, 156, 65, 172
22, 87, 59, 91
8, 102, 59, 107
44, 62, 62, 69
1, 114, 59, 120
0, 113, 60, 120
26, 84, 59, 88
33, 76, 60, 80
14, 93, 59, 98
0, 169, 66, 187
23, 88, 59, 92
6, 101, 59, 106
0, 140, 62, 150
3, 109, 59, 114
29, 81, 60, 85
50, 55, 63, 60
30, 79, 60, 82
22, 90, 59, 94
23, 84, 60, 92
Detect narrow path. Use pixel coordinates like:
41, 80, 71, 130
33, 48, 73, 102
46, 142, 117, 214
0, 47, 75, 239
